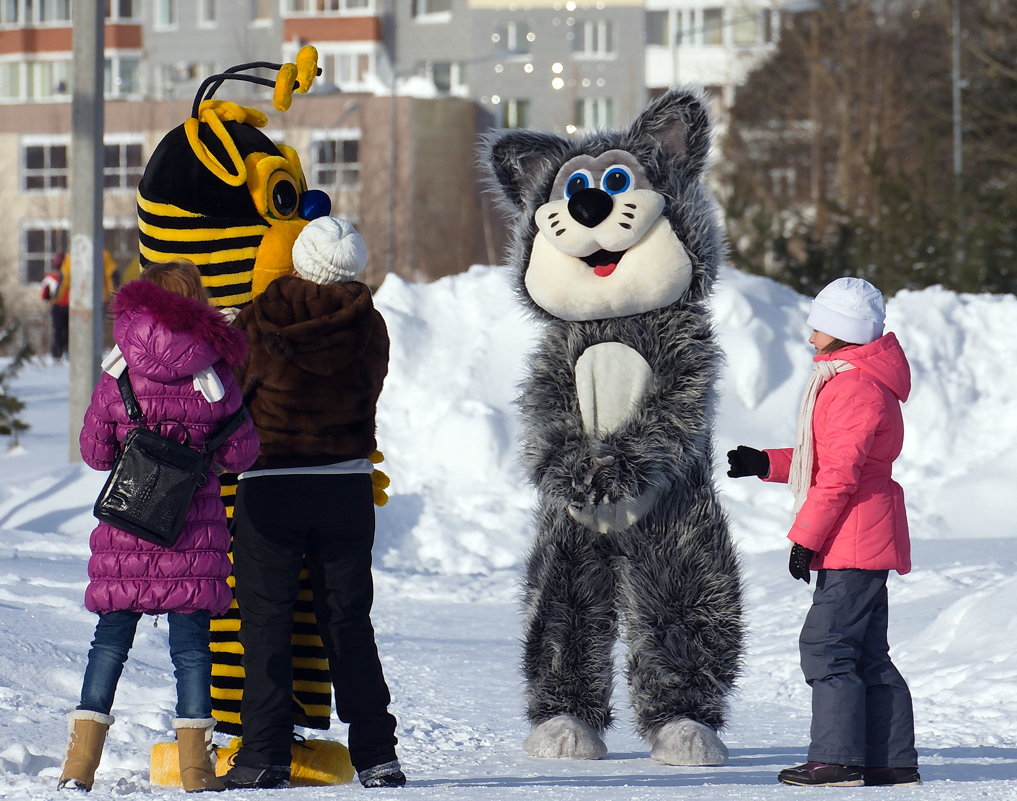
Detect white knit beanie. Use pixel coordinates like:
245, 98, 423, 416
806, 276, 886, 345
291, 216, 368, 285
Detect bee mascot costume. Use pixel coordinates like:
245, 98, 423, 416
480, 89, 742, 765
140, 47, 383, 787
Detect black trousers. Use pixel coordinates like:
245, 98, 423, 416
232, 473, 398, 772
51, 304, 68, 359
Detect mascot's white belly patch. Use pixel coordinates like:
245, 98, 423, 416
574, 342, 652, 436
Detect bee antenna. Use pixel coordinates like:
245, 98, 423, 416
191, 73, 278, 119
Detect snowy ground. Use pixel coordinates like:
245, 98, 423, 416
1, 265, 1016, 799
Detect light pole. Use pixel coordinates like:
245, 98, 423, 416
950, 0, 965, 269
68, 0, 105, 462
951, 0, 963, 180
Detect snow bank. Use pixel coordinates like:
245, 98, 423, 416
372, 265, 1017, 573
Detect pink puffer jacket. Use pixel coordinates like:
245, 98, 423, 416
79, 280, 259, 614
763, 332, 912, 574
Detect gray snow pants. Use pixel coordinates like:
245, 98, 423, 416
800, 569, 918, 768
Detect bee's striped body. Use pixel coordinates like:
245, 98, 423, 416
135, 64, 335, 736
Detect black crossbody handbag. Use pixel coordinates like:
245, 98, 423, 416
93, 369, 249, 547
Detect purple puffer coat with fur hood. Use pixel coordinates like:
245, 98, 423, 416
79, 279, 259, 615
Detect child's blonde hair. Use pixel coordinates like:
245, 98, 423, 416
140, 260, 209, 303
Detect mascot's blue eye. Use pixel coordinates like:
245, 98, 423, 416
565, 170, 593, 199
601, 166, 633, 195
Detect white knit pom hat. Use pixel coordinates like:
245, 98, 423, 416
807, 276, 886, 345
291, 216, 368, 284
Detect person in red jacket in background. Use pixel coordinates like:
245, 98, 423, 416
41, 250, 120, 358
39, 252, 69, 359
727, 277, 920, 789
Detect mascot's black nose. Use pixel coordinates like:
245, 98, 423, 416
568, 188, 614, 228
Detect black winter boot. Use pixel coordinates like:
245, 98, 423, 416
864, 767, 922, 786
358, 760, 406, 788
777, 761, 863, 786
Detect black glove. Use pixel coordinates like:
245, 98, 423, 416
789, 544, 815, 584
726, 445, 769, 478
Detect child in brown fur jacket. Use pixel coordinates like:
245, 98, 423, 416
223, 217, 405, 790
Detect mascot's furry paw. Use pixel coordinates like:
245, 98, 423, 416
523, 715, 608, 760
649, 719, 729, 766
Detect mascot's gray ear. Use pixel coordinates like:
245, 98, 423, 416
480, 129, 572, 211
628, 89, 712, 178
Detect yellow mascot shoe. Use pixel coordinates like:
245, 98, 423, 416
289, 738, 355, 786
151, 737, 354, 787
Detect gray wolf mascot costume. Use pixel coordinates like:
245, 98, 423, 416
481, 89, 742, 765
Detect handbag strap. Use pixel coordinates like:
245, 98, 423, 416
116, 367, 248, 456
115, 370, 144, 422
201, 406, 250, 455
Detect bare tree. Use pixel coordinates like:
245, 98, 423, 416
719, 0, 1017, 295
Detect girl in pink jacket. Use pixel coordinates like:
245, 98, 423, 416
727, 277, 919, 788
59, 261, 259, 793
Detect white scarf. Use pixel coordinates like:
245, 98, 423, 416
100, 344, 225, 402
788, 359, 855, 513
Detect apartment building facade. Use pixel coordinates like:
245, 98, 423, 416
2, 0, 796, 351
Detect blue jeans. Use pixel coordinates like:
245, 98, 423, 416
78, 610, 213, 719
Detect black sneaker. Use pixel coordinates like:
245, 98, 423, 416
358, 760, 407, 788
221, 763, 291, 790
778, 761, 864, 786
864, 767, 922, 786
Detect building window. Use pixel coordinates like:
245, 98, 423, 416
310, 130, 361, 188
22, 140, 69, 191
1, 0, 21, 24
4, 0, 72, 24
154, 0, 177, 28
105, 0, 140, 22
310, 130, 361, 221
250, 0, 272, 23
22, 224, 68, 284
104, 56, 140, 98
732, 10, 758, 46
22, 136, 145, 192
1, 60, 73, 102
573, 20, 615, 57
284, 0, 373, 13
104, 137, 144, 190
574, 97, 613, 131
40, 0, 72, 23
493, 20, 533, 55
319, 48, 374, 91
646, 10, 669, 47
703, 8, 724, 45
0, 63, 21, 100
198, 0, 216, 25
412, 0, 451, 17
429, 60, 461, 92
504, 98, 530, 130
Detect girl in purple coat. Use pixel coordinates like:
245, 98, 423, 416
727, 277, 919, 788
59, 261, 259, 793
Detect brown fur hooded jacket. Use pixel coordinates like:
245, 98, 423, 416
234, 274, 389, 470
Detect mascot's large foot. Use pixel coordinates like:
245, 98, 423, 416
523, 715, 608, 760
649, 719, 729, 766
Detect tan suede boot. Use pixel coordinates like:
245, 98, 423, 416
174, 718, 225, 793
58, 710, 114, 791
